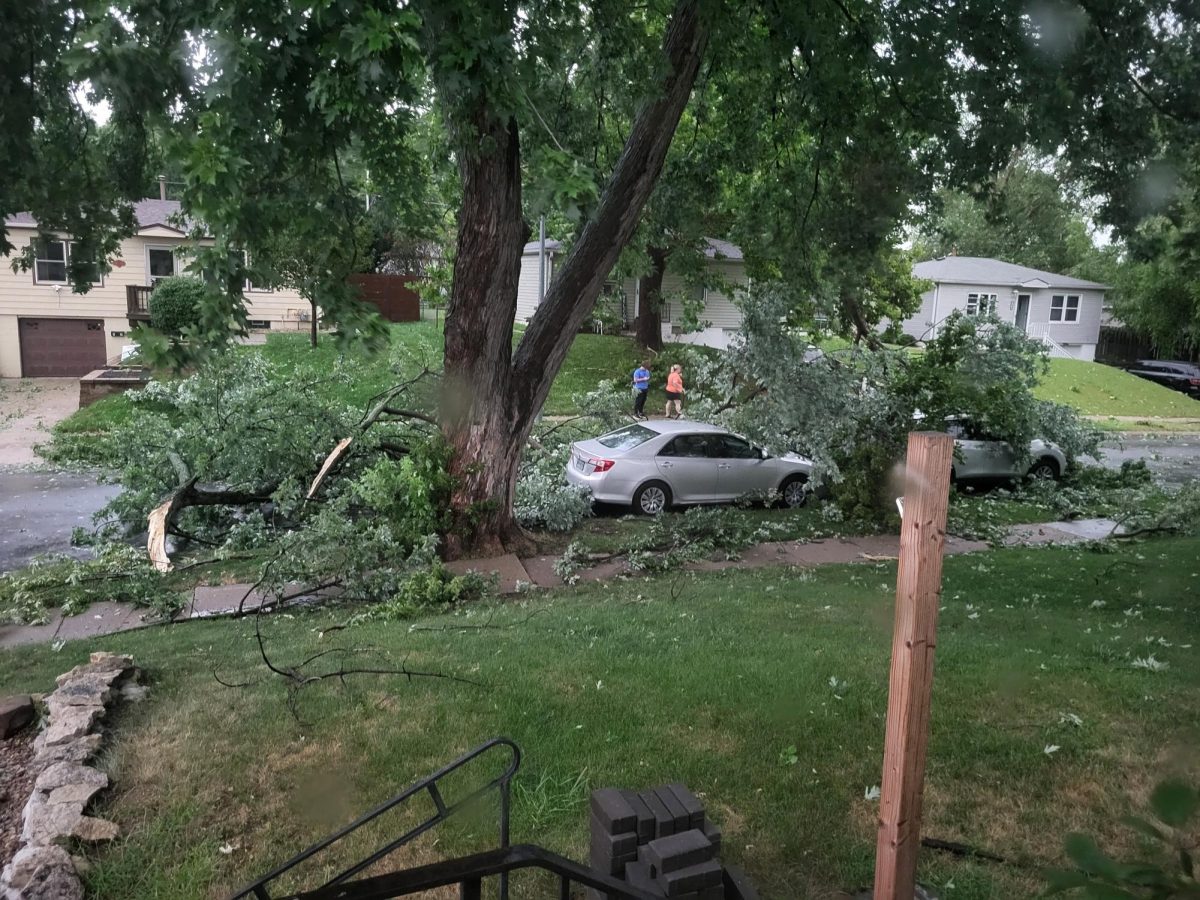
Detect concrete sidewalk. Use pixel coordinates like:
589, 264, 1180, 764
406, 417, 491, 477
0, 518, 1122, 649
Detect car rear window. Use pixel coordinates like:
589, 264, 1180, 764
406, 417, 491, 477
596, 424, 657, 451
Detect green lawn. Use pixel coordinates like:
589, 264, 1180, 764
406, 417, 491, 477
1033, 358, 1200, 419
2, 538, 1197, 899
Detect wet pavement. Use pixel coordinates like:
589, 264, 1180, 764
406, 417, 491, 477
1089, 433, 1200, 488
0, 469, 121, 572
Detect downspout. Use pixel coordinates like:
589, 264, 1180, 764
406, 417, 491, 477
537, 216, 546, 306
929, 282, 940, 339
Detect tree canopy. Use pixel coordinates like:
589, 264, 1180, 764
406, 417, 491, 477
5, 0, 1198, 548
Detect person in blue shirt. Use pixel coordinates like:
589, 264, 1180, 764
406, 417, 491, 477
631, 361, 651, 419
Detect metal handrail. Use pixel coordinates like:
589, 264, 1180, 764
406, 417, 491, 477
276, 844, 664, 900
230, 737, 521, 900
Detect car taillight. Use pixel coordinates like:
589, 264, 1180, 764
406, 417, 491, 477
1190, 378, 1200, 386
589, 458, 615, 472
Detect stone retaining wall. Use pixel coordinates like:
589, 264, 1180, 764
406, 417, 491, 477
1, 652, 144, 900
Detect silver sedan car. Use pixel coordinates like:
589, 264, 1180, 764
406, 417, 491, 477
565, 420, 813, 515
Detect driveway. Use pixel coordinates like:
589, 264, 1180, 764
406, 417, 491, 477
1, 378, 122, 572
0, 378, 80, 466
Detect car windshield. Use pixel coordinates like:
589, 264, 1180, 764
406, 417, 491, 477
596, 424, 657, 451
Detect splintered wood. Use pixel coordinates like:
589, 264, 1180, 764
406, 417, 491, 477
307, 437, 354, 499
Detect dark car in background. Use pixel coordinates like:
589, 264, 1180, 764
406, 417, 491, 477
1124, 360, 1200, 397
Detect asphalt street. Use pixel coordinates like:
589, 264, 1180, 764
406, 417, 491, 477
0, 469, 121, 573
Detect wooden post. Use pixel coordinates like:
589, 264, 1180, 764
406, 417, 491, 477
873, 431, 955, 899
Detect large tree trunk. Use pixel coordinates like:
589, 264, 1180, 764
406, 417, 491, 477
635, 246, 669, 351
438, 0, 710, 557
440, 115, 528, 559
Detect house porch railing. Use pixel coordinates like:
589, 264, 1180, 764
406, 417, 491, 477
126, 284, 153, 321
1025, 323, 1074, 359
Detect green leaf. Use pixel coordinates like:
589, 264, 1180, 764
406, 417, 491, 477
1115, 863, 1169, 887
1121, 815, 1170, 844
1065, 833, 1120, 880
1042, 867, 1092, 894
1149, 780, 1199, 828
1080, 885, 1136, 900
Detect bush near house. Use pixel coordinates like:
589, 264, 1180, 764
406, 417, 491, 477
148, 277, 207, 335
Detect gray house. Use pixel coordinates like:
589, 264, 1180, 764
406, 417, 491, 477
900, 257, 1108, 361
516, 237, 747, 349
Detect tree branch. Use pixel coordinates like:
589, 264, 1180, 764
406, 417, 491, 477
511, 0, 711, 421
380, 407, 439, 427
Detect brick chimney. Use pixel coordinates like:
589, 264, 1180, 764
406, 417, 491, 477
158, 175, 167, 201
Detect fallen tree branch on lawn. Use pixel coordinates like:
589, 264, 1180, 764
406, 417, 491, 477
921, 837, 1015, 867
248, 599, 486, 723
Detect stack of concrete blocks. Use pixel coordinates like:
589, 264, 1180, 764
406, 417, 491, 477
589, 785, 759, 900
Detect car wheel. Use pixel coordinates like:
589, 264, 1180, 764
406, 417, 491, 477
1028, 457, 1061, 481
779, 475, 809, 509
633, 481, 671, 516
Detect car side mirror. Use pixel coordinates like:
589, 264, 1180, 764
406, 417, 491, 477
759, 448, 769, 460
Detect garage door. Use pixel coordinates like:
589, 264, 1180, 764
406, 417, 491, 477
18, 318, 108, 377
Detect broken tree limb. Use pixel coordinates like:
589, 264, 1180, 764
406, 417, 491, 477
146, 479, 277, 572
307, 374, 438, 499
148, 476, 197, 573
307, 437, 354, 499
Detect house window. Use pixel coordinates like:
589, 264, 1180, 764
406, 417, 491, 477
33, 239, 101, 285
34, 240, 68, 283
1050, 294, 1080, 322
147, 246, 177, 282
234, 249, 269, 292
966, 293, 997, 316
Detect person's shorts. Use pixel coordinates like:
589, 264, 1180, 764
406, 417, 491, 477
665, 391, 681, 401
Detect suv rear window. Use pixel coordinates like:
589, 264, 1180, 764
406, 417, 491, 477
597, 424, 657, 451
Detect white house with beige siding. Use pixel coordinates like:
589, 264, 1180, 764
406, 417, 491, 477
517, 237, 748, 349
900, 256, 1108, 361
1, 199, 311, 378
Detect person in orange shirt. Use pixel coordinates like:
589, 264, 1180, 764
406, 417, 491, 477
665, 364, 684, 418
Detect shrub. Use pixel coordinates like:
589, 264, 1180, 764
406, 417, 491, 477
149, 276, 207, 335
1045, 778, 1199, 897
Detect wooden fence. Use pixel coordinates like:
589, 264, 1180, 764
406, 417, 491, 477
349, 274, 422, 322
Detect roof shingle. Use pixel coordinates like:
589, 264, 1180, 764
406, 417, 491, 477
4, 199, 189, 232
913, 256, 1108, 290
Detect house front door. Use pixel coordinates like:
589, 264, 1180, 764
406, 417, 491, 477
1015, 294, 1031, 332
